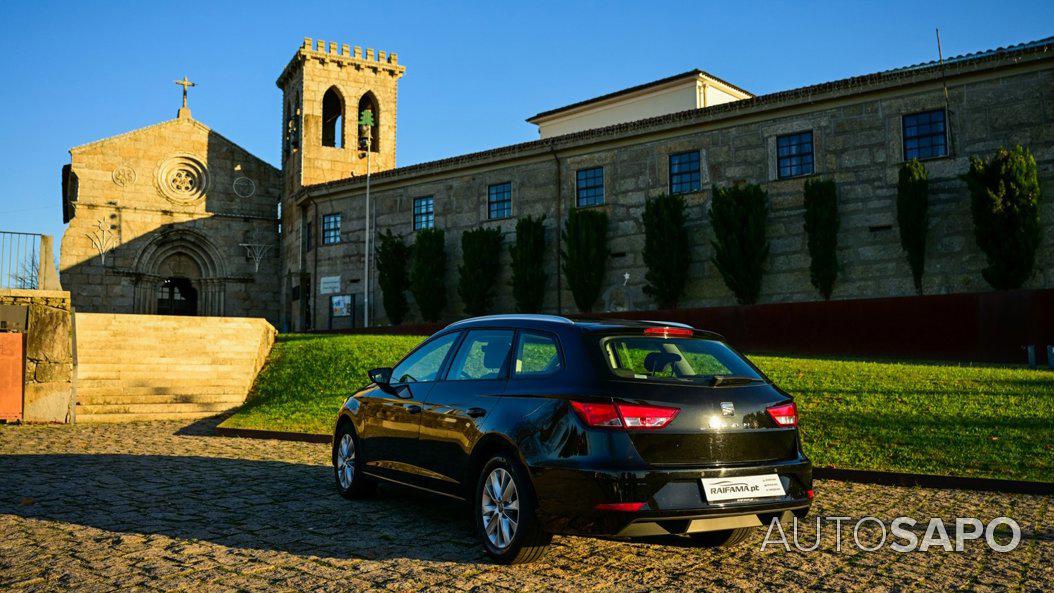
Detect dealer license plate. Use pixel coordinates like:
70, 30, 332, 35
701, 474, 786, 502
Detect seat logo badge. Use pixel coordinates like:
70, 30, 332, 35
721, 402, 735, 416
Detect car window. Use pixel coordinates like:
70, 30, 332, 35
514, 332, 562, 377
447, 329, 514, 381
602, 336, 760, 382
391, 332, 459, 384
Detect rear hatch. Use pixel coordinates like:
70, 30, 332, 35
591, 328, 799, 466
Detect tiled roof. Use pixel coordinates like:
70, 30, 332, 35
299, 36, 1054, 199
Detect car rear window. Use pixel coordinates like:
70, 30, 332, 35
601, 335, 761, 382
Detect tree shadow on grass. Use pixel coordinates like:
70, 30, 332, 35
0, 452, 482, 563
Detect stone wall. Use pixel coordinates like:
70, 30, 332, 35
0, 290, 74, 423
287, 52, 1054, 329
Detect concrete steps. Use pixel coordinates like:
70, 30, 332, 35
73, 313, 276, 423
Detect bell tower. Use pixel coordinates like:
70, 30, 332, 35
276, 37, 406, 193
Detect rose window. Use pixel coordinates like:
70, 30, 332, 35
156, 155, 209, 204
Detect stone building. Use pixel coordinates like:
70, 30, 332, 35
286, 36, 1054, 330
60, 102, 282, 324
59, 36, 1053, 332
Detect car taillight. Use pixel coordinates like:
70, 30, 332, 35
766, 402, 798, 427
643, 326, 694, 338
568, 401, 622, 428
570, 401, 679, 430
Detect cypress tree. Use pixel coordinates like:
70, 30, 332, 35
375, 229, 410, 324
710, 183, 769, 305
803, 178, 839, 300
561, 208, 609, 313
509, 215, 548, 313
963, 146, 1042, 289
896, 159, 929, 293
642, 194, 690, 309
458, 226, 504, 316
409, 228, 447, 321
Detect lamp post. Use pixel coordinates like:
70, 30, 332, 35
359, 108, 375, 328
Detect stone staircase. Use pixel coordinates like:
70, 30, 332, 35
73, 313, 276, 423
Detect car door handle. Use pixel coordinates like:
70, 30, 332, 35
405, 404, 422, 414
466, 407, 486, 418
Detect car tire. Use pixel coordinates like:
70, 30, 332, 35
474, 454, 552, 564
689, 527, 754, 548
333, 422, 376, 499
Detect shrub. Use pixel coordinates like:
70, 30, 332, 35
561, 208, 609, 312
409, 227, 447, 321
802, 178, 839, 300
458, 226, 504, 316
375, 229, 411, 325
963, 146, 1042, 289
509, 215, 548, 313
710, 183, 769, 305
642, 194, 690, 309
896, 160, 930, 293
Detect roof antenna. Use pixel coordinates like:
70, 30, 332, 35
936, 29, 949, 105
936, 28, 954, 155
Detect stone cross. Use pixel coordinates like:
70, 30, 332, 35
174, 76, 196, 109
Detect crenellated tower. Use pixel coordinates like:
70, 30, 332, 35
276, 37, 406, 194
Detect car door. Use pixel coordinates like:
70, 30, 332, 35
359, 331, 460, 482
416, 328, 515, 492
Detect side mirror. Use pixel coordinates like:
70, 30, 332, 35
368, 367, 393, 385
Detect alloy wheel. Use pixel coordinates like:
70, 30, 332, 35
336, 433, 355, 489
481, 467, 520, 549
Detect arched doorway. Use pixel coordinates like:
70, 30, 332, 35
156, 277, 198, 315
132, 229, 228, 316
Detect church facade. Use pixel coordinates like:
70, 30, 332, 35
60, 36, 1054, 331
60, 104, 281, 324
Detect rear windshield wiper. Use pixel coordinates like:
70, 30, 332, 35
707, 375, 765, 386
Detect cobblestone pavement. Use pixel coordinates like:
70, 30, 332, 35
1, 420, 1051, 592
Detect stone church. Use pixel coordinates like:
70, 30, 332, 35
60, 88, 282, 323
61, 36, 1054, 331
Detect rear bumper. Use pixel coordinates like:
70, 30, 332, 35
530, 457, 812, 537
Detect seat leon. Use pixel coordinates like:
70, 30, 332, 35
332, 315, 813, 563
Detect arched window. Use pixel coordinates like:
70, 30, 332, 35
321, 87, 344, 148
357, 92, 380, 152
283, 99, 293, 160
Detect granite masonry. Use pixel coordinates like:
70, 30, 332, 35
59, 106, 282, 325
56, 37, 1054, 331
285, 38, 1054, 330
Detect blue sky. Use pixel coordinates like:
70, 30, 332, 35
1, 0, 1051, 240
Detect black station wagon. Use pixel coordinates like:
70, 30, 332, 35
332, 315, 813, 563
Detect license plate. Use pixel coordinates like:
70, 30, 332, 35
701, 474, 786, 502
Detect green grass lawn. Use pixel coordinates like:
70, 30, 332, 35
220, 333, 1054, 482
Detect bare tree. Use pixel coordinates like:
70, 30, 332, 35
12, 257, 39, 290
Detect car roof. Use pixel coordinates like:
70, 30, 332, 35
443, 314, 723, 339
